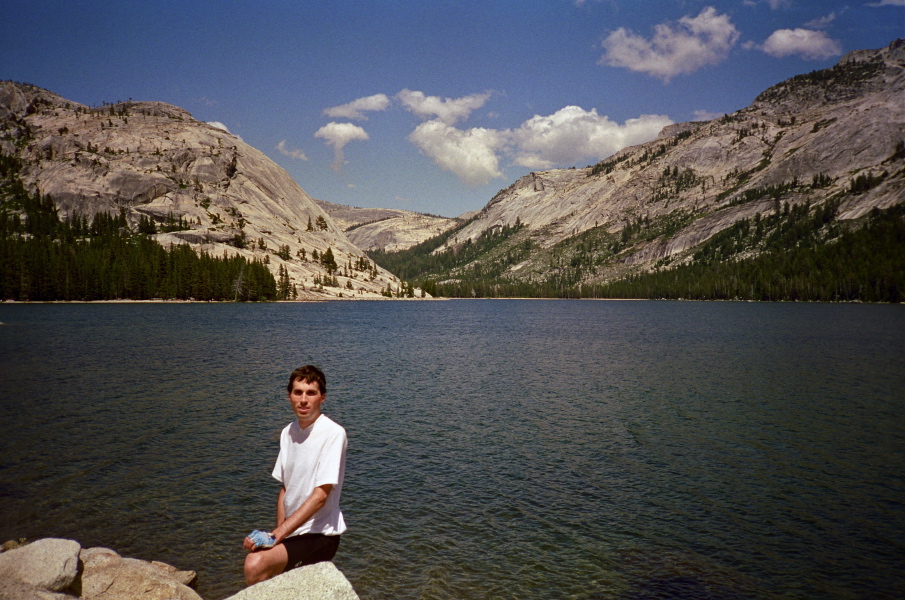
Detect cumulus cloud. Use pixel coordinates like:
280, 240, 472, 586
206, 121, 230, 133
402, 95, 670, 184
509, 106, 672, 170
866, 0, 905, 6
323, 94, 391, 120
408, 120, 505, 186
398, 89, 492, 125
314, 122, 369, 172
276, 140, 308, 161
599, 7, 740, 82
760, 28, 843, 59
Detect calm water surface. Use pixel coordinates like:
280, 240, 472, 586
0, 300, 903, 599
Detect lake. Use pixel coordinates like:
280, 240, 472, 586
1, 300, 903, 599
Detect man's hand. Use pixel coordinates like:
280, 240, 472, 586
244, 529, 276, 551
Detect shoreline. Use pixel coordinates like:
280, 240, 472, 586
1, 297, 900, 305
0, 537, 359, 600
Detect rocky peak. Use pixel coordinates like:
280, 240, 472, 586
429, 39, 904, 280
0, 82, 412, 299
753, 39, 903, 110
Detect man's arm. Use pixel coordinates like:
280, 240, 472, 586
243, 484, 333, 551
270, 483, 333, 543
276, 486, 286, 527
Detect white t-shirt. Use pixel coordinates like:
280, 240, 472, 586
272, 414, 347, 537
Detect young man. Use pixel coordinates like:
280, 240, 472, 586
243, 365, 347, 585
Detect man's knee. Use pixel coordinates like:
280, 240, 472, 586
244, 549, 282, 585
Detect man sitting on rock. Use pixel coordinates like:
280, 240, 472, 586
243, 365, 347, 585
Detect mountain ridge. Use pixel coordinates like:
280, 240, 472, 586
0, 82, 409, 299
379, 39, 904, 292
314, 198, 460, 252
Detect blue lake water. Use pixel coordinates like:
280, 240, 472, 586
0, 300, 903, 599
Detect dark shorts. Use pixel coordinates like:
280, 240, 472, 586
282, 533, 341, 571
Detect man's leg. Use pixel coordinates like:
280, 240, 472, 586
244, 543, 289, 585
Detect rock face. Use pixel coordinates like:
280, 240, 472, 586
0, 84, 409, 299
316, 199, 460, 252
79, 547, 201, 600
0, 538, 359, 600
0, 538, 80, 593
0, 539, 200, 600
434, 39, 905, 281
223, 562, 359, 600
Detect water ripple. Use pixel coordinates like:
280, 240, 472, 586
1, 301, 903, 599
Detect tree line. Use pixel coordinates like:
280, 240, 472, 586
370, 192, 904, 302
0, 155, 279, 301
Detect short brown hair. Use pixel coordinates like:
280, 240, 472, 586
287, 365, 326, 395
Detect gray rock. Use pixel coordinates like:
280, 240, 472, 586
0, 578, 74, 600
224, 562, 359, 600
80, 555, 202, 600
150, 560, 197, 588
79, 547, 121, 569
0, 538, 81, 592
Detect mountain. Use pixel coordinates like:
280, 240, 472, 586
370, 39, 905, 299
314, 199, 460, 252
0, 82, 408, 299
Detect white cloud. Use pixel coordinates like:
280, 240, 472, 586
760, 28, 843, 59
509, 106, 672, 170
397, 89, 492, 125
206, 121, 230, 133
866, 0, 905, 6
408, 120, 505, 186
275, 140, 308, 161
804, 12, 836, 29
314, 122, 369, 172
692, 109, 723, 122
323, 94, 391, 120
404, 99, 670, 184
599, 7, 740, 82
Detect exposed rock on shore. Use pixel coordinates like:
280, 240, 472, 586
0, 538, 199, 600
0, 538, 359, 600
223, 562, 359, 600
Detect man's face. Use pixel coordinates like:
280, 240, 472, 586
288, 378, 325, 427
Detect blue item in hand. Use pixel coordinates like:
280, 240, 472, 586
248, 529, 276, 549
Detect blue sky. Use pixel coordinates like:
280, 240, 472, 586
2, 1, 903, 217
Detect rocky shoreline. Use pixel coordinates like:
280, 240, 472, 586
0, 538, 359, 600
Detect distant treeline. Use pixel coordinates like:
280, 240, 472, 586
371, 196, 904, 302
591, 204, 904, 302
0, 155, 278, 301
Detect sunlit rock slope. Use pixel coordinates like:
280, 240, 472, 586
315, 199, 459, 252
435, 40, 904, 280
0, 83, 408, 299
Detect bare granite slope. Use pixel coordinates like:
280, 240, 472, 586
315, 199, 460, 252
437, 40, 905, 277
0, 83, 409, 299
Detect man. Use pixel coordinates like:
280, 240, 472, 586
243, 365, 347, 585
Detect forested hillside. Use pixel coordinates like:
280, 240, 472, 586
368, 41, 905, 302
368, 199, 904, 301
0, 155, 281, 301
